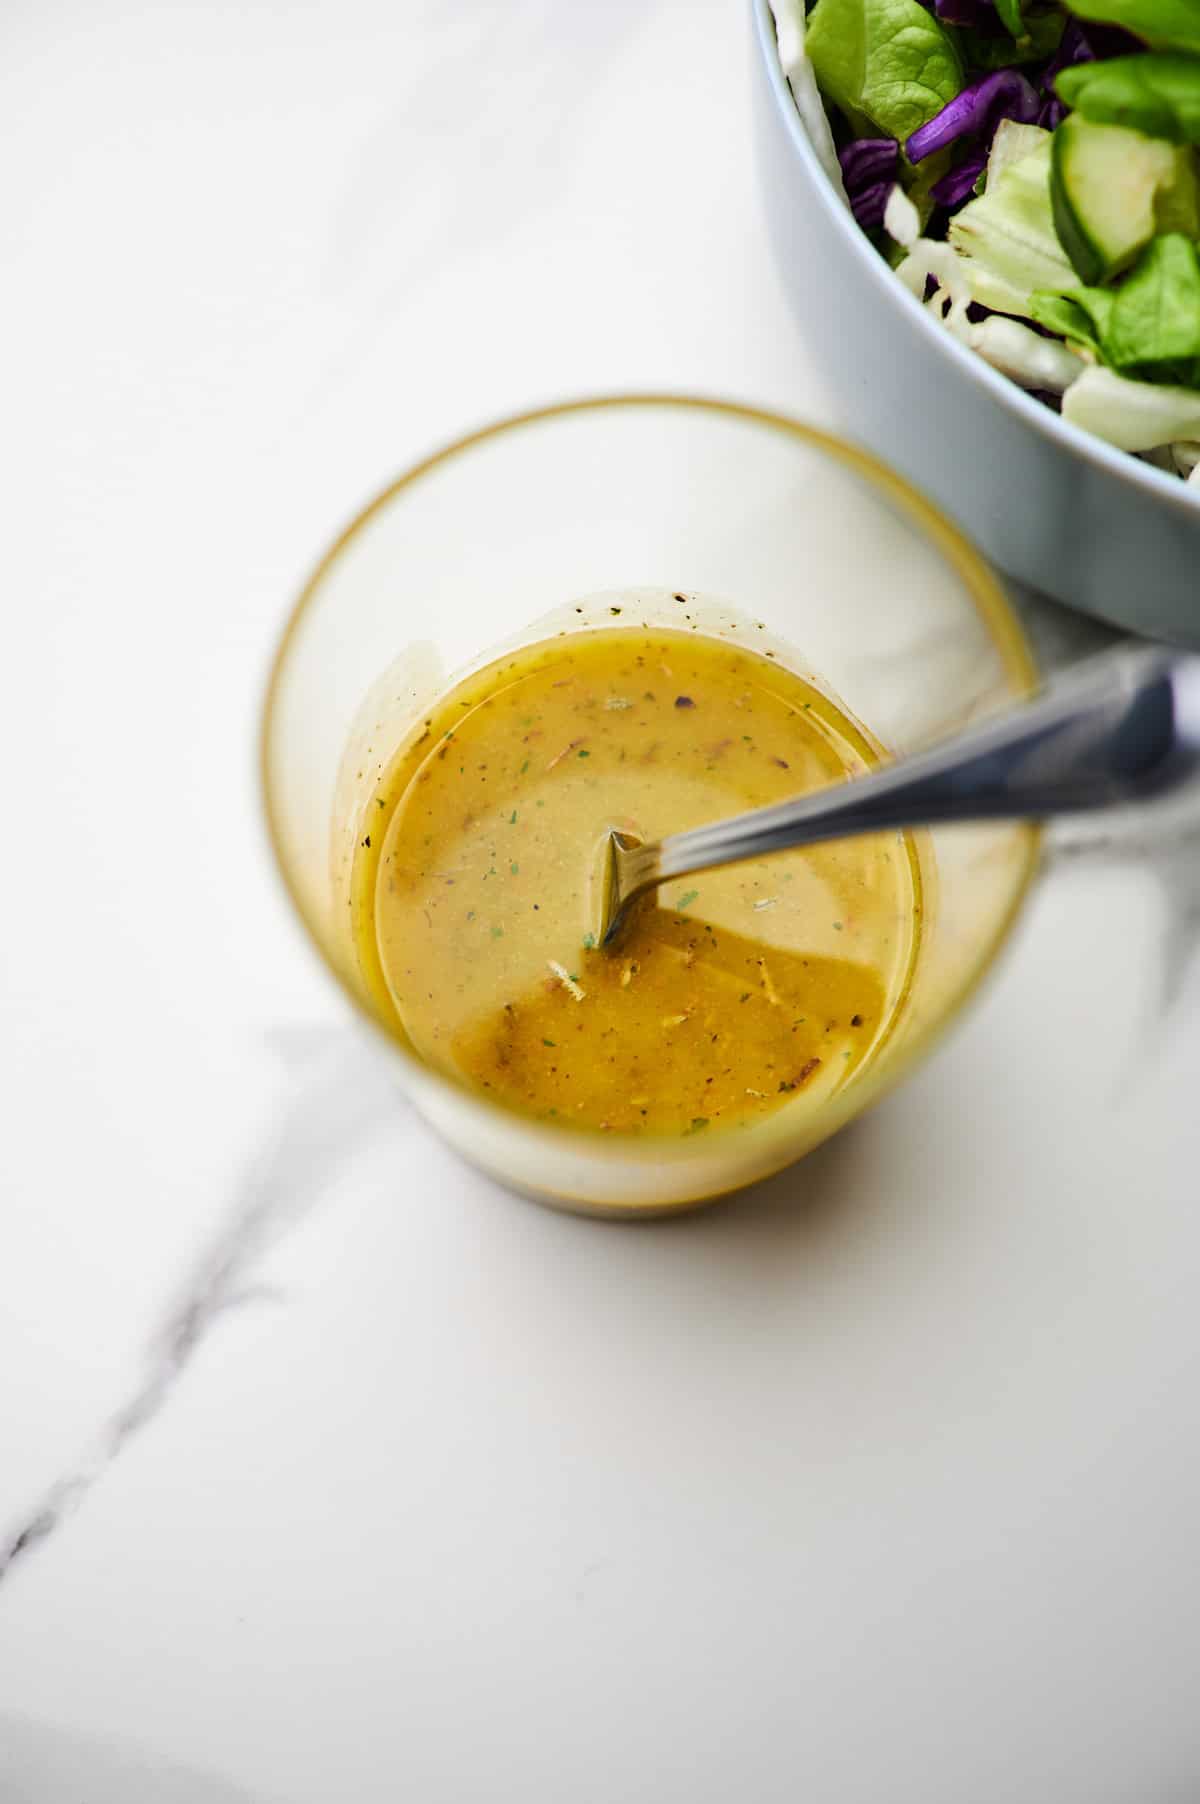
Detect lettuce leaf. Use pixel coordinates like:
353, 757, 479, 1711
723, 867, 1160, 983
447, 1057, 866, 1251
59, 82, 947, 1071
1102, 233, 1200, 384
1034, 236, 1200, 387
988, 118, 1054, 184
806, 0, 963, 141
1057, 53, 1200, 144
1028, 290, 1111, 353
948, 132, 1078, 314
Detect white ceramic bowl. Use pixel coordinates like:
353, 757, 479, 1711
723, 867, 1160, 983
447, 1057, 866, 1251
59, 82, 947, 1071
750, 0, 1200, 646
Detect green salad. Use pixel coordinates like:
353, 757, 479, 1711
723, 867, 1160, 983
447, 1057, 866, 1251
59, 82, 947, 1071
770, 0, 1200, 485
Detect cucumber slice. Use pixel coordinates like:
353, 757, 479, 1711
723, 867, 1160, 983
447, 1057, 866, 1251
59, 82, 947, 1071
1051, 116, 1196, 284
1157, 158, 1200, 239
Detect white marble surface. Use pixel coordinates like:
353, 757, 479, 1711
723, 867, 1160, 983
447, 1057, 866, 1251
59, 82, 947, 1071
3, 3, 1199, 1799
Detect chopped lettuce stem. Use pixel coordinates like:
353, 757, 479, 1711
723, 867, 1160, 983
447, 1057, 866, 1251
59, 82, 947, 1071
1062, 365, 1200, 450
768, 0, 848, 199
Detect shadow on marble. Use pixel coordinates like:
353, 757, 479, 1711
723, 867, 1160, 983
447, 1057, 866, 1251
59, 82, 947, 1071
1047, 797, 1200, 1019
533, 1099, 894, 1265
983, 581, 1200, 1020
0, 1716, 265, 1804
1006, 578, 1122, 673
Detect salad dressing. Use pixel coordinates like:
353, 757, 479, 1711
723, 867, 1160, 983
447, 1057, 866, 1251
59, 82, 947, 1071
352, 628, 926, 1136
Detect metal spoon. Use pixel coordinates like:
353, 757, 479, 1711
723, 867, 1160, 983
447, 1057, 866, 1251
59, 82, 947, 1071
599, 641, 1200, 946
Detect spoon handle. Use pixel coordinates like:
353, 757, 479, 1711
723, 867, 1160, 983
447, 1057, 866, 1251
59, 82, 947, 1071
631, 644, 1200, 899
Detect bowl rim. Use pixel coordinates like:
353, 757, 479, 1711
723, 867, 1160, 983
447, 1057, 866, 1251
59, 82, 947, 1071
751, 0, 1200, 526
259, 392, 1042, 1174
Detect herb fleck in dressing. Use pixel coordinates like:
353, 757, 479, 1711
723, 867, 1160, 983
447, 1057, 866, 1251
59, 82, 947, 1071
353, 629, 924, 1135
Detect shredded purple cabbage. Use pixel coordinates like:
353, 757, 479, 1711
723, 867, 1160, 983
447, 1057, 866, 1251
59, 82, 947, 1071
838, 138, 899, 229
1037, 92, 1067, 131
906, 70, 1041, 163
1066, 21, 1142, 60
839, 139, 899, 188
850, 182, 895, 228
1044, 18, 1097, 78
1035, 19, 1094, 127
930, 148, 988, 209
916, 0, 995, 20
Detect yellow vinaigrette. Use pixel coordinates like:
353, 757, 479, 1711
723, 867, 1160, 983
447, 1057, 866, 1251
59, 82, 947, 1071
352, 628, 925, 1136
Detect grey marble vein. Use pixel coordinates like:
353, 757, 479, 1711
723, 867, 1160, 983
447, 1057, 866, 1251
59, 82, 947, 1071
0, 1031, 394, 1589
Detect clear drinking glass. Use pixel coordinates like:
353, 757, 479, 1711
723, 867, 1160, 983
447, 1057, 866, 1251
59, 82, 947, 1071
261, 397, 1039, 1216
